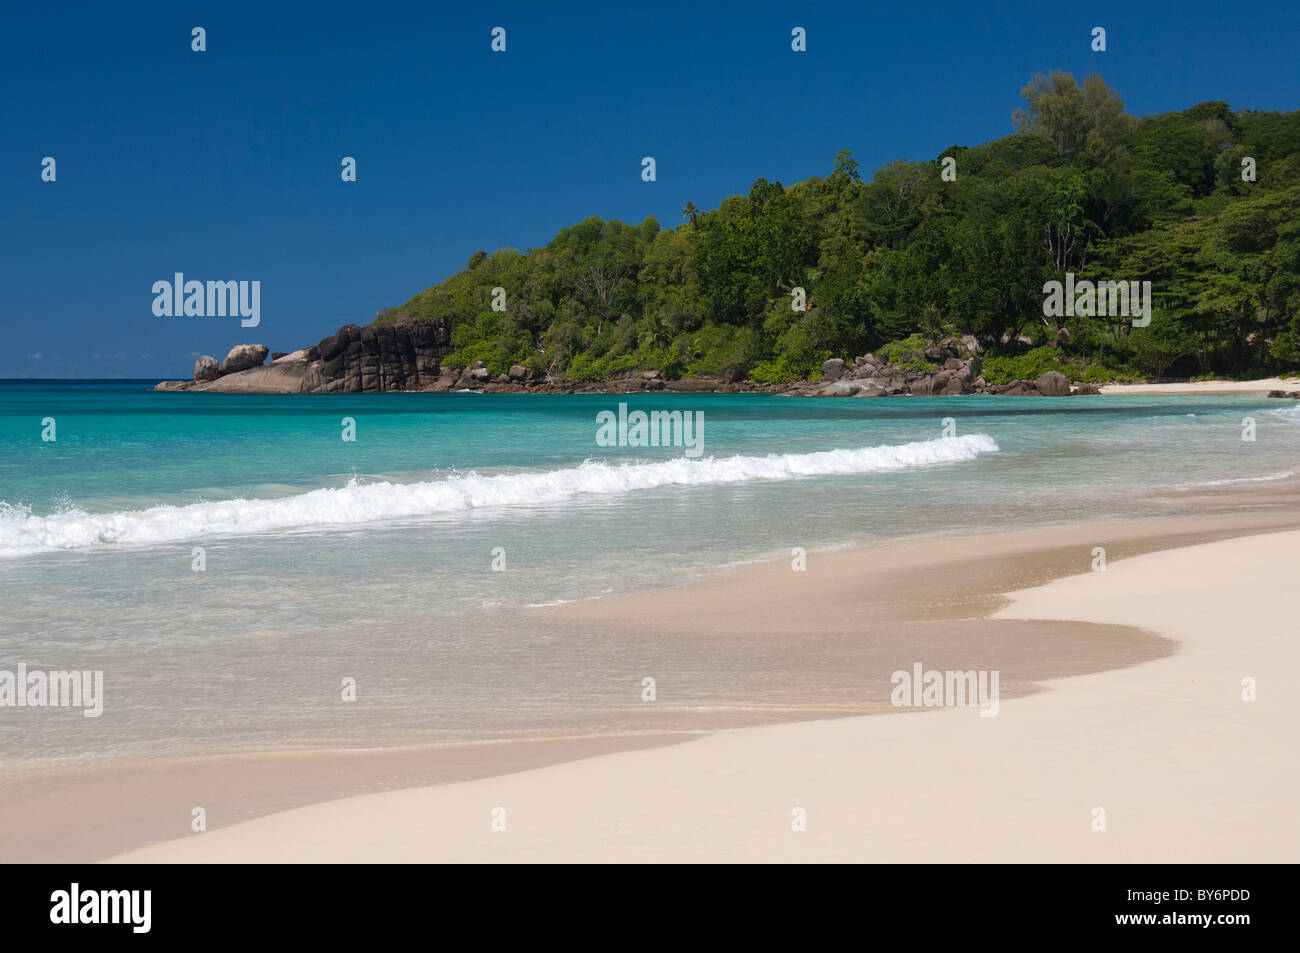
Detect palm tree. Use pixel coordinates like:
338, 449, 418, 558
918, 303, 956, 345
682, 201, 698, 228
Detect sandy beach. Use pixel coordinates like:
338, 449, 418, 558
1100, 376, 1300, 395
99, 495, 1300, 863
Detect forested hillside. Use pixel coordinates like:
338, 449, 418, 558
374, 72, 1300, 384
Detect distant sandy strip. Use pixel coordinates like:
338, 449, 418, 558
1101, 376, 1300, 395
109, 525, 1300, 863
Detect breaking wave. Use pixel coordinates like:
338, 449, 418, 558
0, 434, 998, 556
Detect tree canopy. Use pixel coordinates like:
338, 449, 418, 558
374, 73, 1300, 383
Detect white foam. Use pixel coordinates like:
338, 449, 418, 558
0, 434, 998, 556
1193, 470, 1297, 488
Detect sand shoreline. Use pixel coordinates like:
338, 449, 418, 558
108, 521, 1300, 863
1099, 376, 1300, 395
4, 483, 1299, 862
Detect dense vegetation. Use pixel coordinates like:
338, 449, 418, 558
374, 73, 1300, 385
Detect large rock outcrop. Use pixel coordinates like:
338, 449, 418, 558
220, 344, 269, 375
161, 318, 452, 394
310, 320, 450, 393
788, 344, 1087, 398
193, 355, 219, 381
820, 358, 847, 382
795, 345, 983, 397
1034, 370, 1070, 397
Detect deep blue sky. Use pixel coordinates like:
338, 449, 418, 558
3, 1, 1297, 379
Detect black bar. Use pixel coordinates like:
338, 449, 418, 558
5, 864, 1281, 939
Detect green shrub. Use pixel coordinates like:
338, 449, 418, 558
679, 325, 762, 377
564, 353, 608, 382
878, 334, 927, 363
564, 352, 638, 382
879, 334, 939, 374
749, 354, 807, 383
1082, 364, 1142, 383
443, 340, 511, 377
980, 345, 1071, 385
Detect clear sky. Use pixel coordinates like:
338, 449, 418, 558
2, 0, 1297, 378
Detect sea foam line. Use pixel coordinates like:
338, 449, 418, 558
0, 434, 998, 556
1190, 470, 1297, 488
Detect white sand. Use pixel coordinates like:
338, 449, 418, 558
109, 531, 1299, 863
1100, 377, 1300, 395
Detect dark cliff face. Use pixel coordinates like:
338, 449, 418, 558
310, 319, 451, 393
156, 318, 453, 394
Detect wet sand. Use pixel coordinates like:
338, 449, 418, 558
111, 523, 1300, 863
4, 482, 1300, 862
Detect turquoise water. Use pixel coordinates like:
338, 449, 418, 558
2, 381, 1298, 765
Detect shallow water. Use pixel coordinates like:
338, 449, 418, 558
2, 382, 1297, 765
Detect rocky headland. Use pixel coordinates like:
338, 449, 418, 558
157, 321, 1103, 397
157, 320, 451, 394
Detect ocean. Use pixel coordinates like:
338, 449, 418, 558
2, 380, 1297, 766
